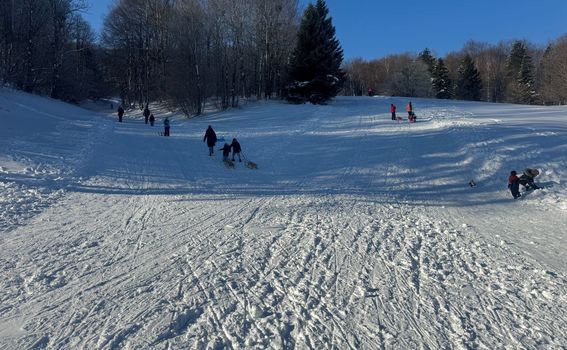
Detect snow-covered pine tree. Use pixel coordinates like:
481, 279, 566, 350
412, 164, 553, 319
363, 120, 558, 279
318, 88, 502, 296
286, 0, 344, 104
456, 55, 482, 101
432, 58, 453, 99
506, 41, 537, 104
419, 48, 436, 73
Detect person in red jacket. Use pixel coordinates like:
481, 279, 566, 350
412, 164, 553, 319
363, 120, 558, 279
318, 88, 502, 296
508, 170, 521, 199
390, 104, 396, 120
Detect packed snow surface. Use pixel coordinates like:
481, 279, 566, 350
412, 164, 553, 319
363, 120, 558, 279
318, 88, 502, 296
1, 89, 566, 349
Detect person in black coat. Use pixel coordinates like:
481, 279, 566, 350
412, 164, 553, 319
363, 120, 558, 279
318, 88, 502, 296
230, 138, 242, 162
143, 104, 150, 124
219, 143, 231, 161
117, 106, 124, 122
203, 125, 217, 156
149, 114, 155, 126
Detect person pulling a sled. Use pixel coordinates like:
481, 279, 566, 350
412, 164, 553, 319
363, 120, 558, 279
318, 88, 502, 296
230, 138, 242, 162
117, 105, 124, 122
406, 101, 413, 118
163, 117, 170, 137
519, 168, 541, 190
203, 125, 217, 156
508, 170, 521, 199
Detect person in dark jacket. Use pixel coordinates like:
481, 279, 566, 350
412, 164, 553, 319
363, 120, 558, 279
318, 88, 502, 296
519, 168, 541, 190
117, 106, 124, 122
230, 138, 242, 162
508, 170, 521, 199
219, 143, 231, 161
203, 125, 217, 156
163, 117, 170, 137
149, 114, 155, 126
390, 104, 397, 121
143, 104, 150, 124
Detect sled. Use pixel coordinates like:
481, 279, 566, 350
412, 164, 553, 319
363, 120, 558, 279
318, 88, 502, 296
224, 160, 235, 169
245, 160, 258, 169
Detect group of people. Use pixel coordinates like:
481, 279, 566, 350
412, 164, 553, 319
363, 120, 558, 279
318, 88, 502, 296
203, 125, 242, 162
117, 104, 170, 136
390, 102, 416, 123
508, 168, 541, 199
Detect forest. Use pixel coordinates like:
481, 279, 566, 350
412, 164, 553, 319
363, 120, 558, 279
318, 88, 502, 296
1, 0, 566, 115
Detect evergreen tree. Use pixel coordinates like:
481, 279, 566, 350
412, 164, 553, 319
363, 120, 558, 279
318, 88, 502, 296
419, 48, 436, 73
286, 0, 345, 104
432, 58, 452, 99
507, 41, 536, 104
456, 55, 482, 101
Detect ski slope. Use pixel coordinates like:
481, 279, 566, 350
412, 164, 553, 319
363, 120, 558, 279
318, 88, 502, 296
1, 89, 566, 349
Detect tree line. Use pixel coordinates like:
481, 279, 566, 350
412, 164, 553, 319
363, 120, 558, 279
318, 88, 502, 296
344, 36, 567, 105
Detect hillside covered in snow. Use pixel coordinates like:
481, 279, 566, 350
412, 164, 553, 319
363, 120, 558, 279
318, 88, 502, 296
1, 89, 566, 349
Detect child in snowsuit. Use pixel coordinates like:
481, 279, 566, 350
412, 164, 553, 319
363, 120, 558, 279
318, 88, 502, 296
203, 125, 217, 156
390, 104, 396, 121
149, 114, 155, 126
219, 143, 232, 162
117, 106, 124, 122
230, 138, 242, 162
508, 170, 521, 199
163, 117, 170, 137
519, 168, 540, 190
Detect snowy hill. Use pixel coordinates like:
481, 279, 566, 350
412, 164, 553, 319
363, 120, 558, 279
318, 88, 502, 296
1, 89, 566, 349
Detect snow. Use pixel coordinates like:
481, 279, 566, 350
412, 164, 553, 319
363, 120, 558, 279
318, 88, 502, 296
1, 89, 566, 349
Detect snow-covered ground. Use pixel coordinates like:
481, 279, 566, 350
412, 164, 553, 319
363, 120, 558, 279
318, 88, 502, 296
1, 89, 566, 349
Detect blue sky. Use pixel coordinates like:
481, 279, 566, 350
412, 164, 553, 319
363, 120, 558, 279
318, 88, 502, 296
83, 0, 567, 60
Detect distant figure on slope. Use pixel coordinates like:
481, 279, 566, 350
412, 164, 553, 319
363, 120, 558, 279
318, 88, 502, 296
219, 143, 232, 162
508, 170, 521, 199
149, 113, 155, 126
117, 105, 124, 122
230, 138, 242, 162
519, 168, 541, 190
368, 87, 375, 96
390, 103, 397, 121
406, 101, 413, 118
143, 104, 150, 124
163, 117, 170, 137
203, 125, 217, 156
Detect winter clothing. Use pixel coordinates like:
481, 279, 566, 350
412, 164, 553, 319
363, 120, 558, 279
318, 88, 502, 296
519, 168, 540, 190
203, 126, 217, 156
143, 106, 150, 124
118, 106, 124, 122
406, 102, 413, 117
508, 171, 521, 199
230, 139, 242, 162
368, 88, 375, 96
149, 114, 155, 126
163, 117, 170, 137
390, 104, 396, 120
219, 144, 231, 161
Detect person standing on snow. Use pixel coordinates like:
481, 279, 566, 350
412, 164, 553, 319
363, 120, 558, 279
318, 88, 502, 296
230, 138, 242, 162
143, 104, 150, 124
203, 125, 217, 156
149, 114, 155, 126
163, 117, 170, 137
390, 103, 397, 121
508, 170, 521, 199
219, 143, 232, 162
406, 101, 413, 118
117, 105, 124, 122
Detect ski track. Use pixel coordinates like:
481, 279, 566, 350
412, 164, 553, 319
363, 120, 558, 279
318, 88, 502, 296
0, 95, 566, 349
